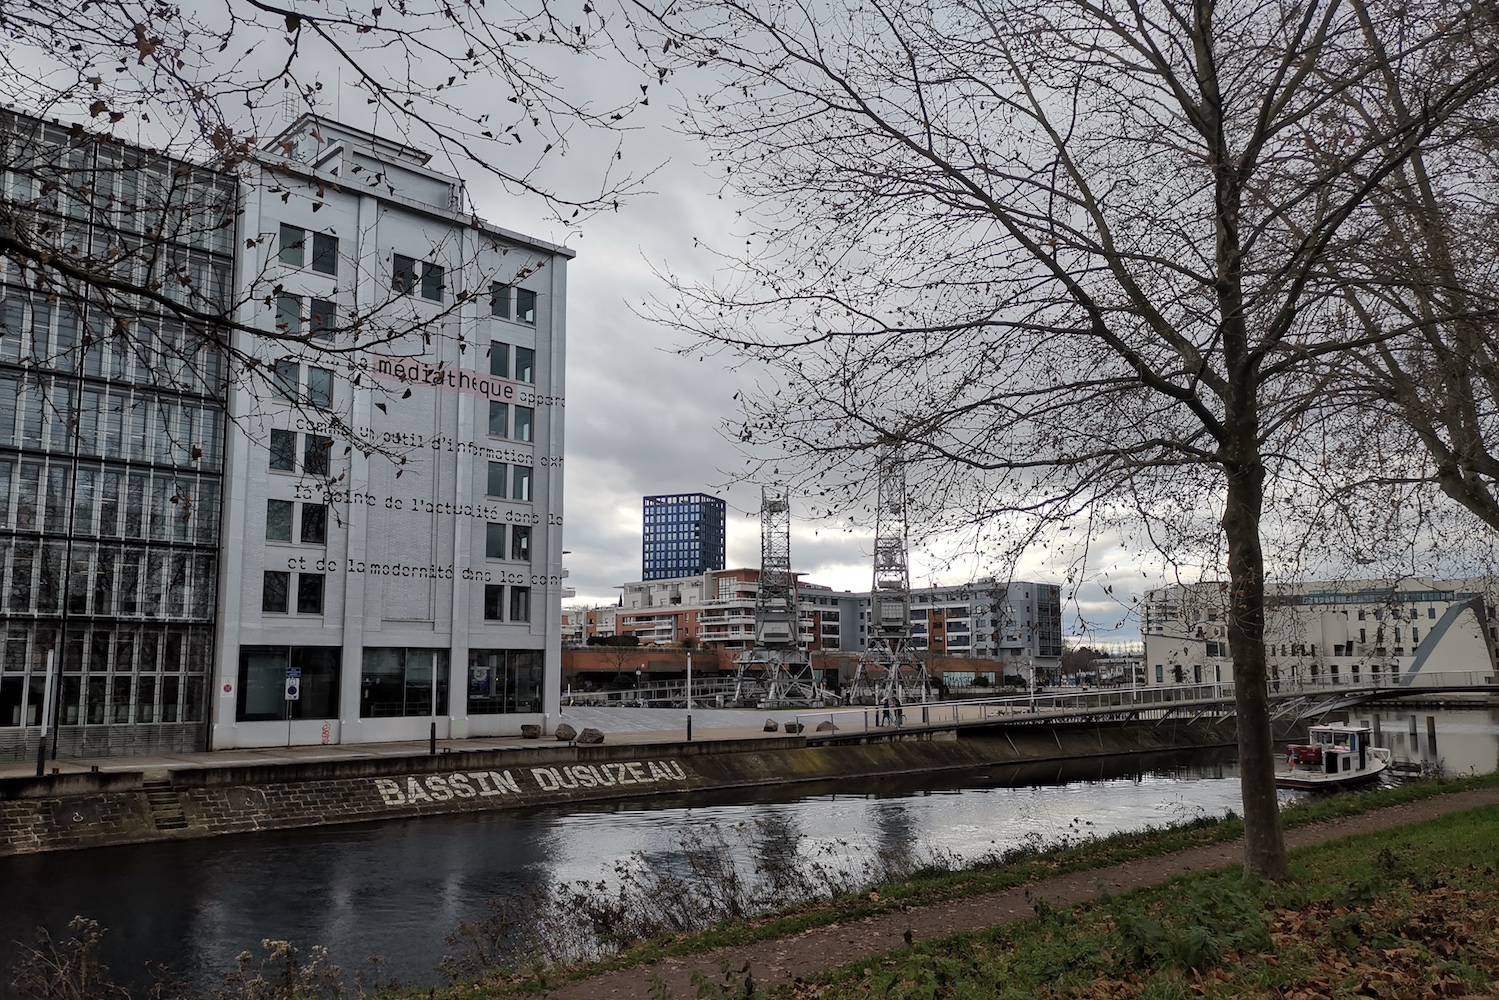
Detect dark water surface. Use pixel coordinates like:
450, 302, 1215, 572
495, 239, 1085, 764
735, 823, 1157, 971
2, 705, 1494, 993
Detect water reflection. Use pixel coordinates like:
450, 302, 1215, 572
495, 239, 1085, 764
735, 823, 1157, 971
1, 706, 1494, 994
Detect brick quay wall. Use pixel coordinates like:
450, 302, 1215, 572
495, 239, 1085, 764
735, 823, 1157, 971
0, 720, 1265, 857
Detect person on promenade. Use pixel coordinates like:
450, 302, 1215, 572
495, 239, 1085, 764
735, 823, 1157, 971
894, 697, 904, 728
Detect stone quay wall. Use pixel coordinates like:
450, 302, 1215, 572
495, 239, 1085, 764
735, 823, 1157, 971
0, 719, 1254, 857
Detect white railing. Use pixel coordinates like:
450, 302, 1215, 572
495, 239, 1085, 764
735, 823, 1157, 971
791, 669, 1497, 736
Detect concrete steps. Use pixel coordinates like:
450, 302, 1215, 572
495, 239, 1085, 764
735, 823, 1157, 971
141, 779, 187, 831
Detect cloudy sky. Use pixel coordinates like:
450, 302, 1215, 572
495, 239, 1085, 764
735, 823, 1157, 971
338, 28, 1154, 640
29, 7, 1157, 641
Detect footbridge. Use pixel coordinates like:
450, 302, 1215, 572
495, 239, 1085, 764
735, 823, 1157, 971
790, 669, 1497, 741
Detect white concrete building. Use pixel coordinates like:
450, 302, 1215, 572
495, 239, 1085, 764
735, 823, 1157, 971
212, 118, 567, 748
1142, 578, 1498, 689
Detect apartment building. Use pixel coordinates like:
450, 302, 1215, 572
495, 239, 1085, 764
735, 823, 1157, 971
844, 579, 1063, 671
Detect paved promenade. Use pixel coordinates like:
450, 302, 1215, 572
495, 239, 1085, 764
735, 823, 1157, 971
0, 707, 810, 780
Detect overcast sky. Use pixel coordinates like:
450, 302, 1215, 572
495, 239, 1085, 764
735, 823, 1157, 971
332, 41, 1160, 642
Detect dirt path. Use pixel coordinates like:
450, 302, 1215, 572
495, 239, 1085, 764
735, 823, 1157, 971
541, 786, 1499, 999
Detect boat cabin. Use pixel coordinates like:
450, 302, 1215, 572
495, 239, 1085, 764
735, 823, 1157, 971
1294, 723, 1371, 775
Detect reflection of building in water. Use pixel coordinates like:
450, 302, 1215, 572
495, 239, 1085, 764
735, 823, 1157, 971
867, 800, 919, 872
1351, 708, 1499, 776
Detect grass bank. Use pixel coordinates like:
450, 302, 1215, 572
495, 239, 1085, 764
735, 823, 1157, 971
447, 772, 1499, 998
790, 797, 1499, 999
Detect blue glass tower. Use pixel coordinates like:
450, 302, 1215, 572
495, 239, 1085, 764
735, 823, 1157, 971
642, 494, 726, 580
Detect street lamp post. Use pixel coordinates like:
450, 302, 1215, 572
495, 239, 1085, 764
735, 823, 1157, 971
686, 649, 693, 742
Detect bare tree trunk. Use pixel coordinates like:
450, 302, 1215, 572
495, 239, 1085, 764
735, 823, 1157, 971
1221, 452, 1287, 881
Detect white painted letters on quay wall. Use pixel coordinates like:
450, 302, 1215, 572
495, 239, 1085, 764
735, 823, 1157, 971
371, 759, 690, 807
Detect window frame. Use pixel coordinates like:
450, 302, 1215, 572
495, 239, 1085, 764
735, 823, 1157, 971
262, 570, 290, 614
516, 288, 536, 324
278, 224, 305, 266
296, 573, 325, 615
265, 499, 294, 542
310, 232, 338, 275
268, 429, 297, 472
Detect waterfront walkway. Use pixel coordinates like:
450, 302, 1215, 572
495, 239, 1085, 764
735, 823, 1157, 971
540, 784, 1499, 1000
0, 706, 806, 779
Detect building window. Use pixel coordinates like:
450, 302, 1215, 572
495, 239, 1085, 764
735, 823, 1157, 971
262, 571, 290, 613
1428, 607, 1436, 619
279, 224, 305, 266
275, 294, 302, 336
483, 584, 503, 620
306, 366, 333, 409
468, 649, 543, 714
515, 346, 535, 384
489, 341, 510, 378
236, 646, 341, 722
303, 435, 332, 476
513, 465, 532, 501
310, 298, 336, 340
1412, 627, 1419, 644
392, 255, 443, 300
311, 232, 338, 275
360, 648, 450, 717
514, 405, 533, 443
421, 262, 444, 301
485, 523, 505, 559
269, 429, 297, 471
266, 499, 294, 541
511, 525, 531, 562
392, 254, 418, 294
488, 400, 508, 437
516, 288, 536, 324
296, 574, 325, 614
300, 504, 327, 544
1155, 664, 1164, 683
510, 585, 531, 622
487, 461, 507, 497
273, 359, 299, 399
490, 282, 511, 319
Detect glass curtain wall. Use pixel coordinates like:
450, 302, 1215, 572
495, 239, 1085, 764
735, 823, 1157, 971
0, 112, 233, 760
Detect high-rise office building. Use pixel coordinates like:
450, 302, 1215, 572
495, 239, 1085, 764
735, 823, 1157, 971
642, 493, 726, 581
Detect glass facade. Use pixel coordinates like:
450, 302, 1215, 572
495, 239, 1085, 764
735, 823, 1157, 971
0, 112, 233, 759
642, 494, 726, 581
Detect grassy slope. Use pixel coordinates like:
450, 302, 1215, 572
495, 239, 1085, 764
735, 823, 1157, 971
453, 773, 1499, 998
793, 801, 1499, 999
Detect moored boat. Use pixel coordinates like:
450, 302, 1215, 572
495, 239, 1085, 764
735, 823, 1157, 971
1277, 722, 1391, 790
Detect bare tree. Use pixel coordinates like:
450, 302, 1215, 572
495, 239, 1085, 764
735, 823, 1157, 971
0, 0, 649, 408
646, 0, 1499, 878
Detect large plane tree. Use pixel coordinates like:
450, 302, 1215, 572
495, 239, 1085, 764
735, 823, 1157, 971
647, 0, 1499, 878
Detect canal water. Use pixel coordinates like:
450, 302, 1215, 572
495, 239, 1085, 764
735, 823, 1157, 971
2, 705, 1495, 994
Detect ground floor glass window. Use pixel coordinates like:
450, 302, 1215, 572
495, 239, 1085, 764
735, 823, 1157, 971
360, 647, 450, 717
468, 649, 543, 714
236, 645, 341, 721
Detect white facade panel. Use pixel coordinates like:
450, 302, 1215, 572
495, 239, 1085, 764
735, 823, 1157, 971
211, 118, 568, 749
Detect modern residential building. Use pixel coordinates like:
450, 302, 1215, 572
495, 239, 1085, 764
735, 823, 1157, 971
611, 567, 853, 653
849, 579, 1064, 671
641, 493, 726, 580
0, 111, 568, 759
1, 111, 235, 757
1141, 578, 1498, 688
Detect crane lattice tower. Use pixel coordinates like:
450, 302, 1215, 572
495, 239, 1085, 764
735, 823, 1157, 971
732, 486, 827, 707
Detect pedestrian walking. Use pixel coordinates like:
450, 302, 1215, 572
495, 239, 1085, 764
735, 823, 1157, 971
894, 697, 904, 728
